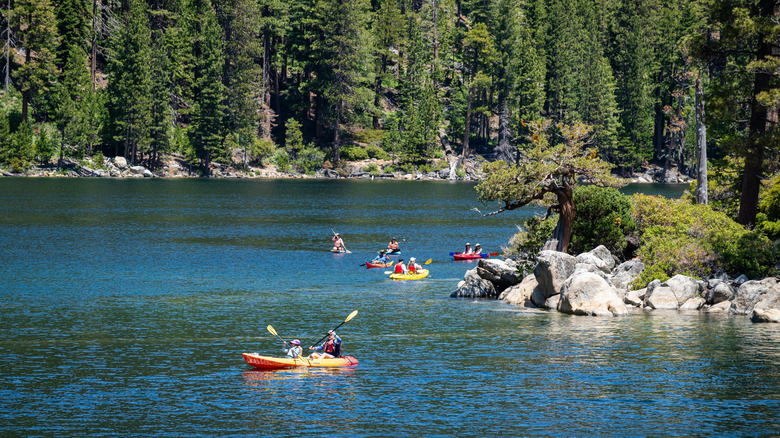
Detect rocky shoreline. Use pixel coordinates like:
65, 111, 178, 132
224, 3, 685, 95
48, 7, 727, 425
2, 155, 693, 184
452, 246, 780, 323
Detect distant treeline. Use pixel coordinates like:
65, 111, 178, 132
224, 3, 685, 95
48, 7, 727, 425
0, 0, 777, 188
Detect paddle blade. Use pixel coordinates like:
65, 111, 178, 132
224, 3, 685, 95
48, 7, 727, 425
345, 310, 358, 323
384, 271, 392, 275
266, 325, 278, 336
449, 252, 457, 256
425, 258, 432, 265
488, 252, 499, 256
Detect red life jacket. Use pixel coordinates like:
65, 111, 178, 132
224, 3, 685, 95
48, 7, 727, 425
323, 339, 341, 356
394, 264, 404, 274
408, 264, 416, 273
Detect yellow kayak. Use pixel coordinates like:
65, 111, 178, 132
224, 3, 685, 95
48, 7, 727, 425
242, 352, 359, 369
389, 269, 429, 280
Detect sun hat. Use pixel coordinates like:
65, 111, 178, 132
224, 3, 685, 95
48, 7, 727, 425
409, 257, 416, 262
476, 243, 481, 247
466, 242, 471, 245
291, 339, 300, 345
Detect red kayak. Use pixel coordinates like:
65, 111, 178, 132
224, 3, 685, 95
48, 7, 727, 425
365, 260, 394, 269
452, 252, 496, 260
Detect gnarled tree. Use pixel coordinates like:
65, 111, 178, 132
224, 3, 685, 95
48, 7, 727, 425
476, 119, 621, 253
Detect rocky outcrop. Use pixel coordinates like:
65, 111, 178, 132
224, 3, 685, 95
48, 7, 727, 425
452, 245, 780, 322
498, 274, 538, 307
534, 251, 577, 298
558, 271, 628, 317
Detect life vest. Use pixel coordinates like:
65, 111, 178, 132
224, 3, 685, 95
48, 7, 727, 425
394, 264, 404, 274
323, 339, 341, 357
408, 264, 416, 273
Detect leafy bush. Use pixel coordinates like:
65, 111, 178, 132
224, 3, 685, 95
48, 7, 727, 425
92, 150, 105, 169
353, 129, 384, 146
366, 145, 389, 160
383, 165, 395, 173
272, 149, 291, 172
399, 162, 415, 174
570, 185, 637, 259
293, 146, 325, 174
364, 162, 379, 176
504, 214, 558, 276
252, 139, 276, 164
630, 194, 777, 287
418, 163, 432, 174
340, 145, 368, 161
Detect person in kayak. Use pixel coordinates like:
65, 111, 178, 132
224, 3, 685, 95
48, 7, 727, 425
283, 339, 303, 358
309, 330, 342, 359
407, 257, 421, 274
332, 233, 345, 252
464, 243, 473, 254
394, 258, 407, 274
373, 250, 388, 263
387, 237, 400, 253
473, 243, 482, 255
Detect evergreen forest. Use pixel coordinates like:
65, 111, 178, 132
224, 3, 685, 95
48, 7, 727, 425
0, 0, 778, 229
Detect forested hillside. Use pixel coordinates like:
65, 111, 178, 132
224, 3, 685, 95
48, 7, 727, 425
0, 0, 778, 221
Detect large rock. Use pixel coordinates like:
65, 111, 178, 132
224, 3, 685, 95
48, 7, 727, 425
731, 278, 779, 315
113, 156, 127, 168
706, 282, 736, 305
476, 259, 521, 291
708, 301, 732, 313
611, 259, 645, 292
644, 275, 699, 310
534, 251, 577, 298
576, 253, 610, 274
680, 297, 706, 310
129, 165, 153, 178
624, 288, 646, 307
499, 274, 538, 307
751, 308, 780, 323
578, 245, 616, 271
451, 276, 497, 299
557, 272, 628, 317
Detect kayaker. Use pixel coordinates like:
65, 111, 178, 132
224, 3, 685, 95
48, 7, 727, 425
373, 250, 388, 263
309, 330, 342, 359
332, 233, 345, 252
283, 339, 303, 358
473, 243, 482, 255
394, 258, 407, 274
408, 257, 421, 274
387, 238, 400, 253
464, 243, 473, 254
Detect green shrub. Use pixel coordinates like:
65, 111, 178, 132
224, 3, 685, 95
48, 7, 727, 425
92, 150, 105, 169
630, 194, 777, 286
340, 145, 369, 161
293, 146, 325, 174
252, 138, 276, 164
353, 129, 384, 145
366, 145, 390, 160
383, 165, 395, 173
570, 185, 637, 259
399, 162, 415, 174
365, 162, 379, 176
505, 215, 558, 276
273, 149, 291, 172
418, 163, 432, 174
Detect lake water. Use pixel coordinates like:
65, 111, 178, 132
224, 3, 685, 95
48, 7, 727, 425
1, 178, 778, 436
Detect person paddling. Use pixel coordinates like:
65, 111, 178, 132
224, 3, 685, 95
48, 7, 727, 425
332, 233, 345, 253
473, 243, 482, 255
373, 250, 388, 264
282, 339, 303, 358
394, 258, 407, 274
387, 237, 400, 253
407, 257, 421, 274
463, 242, 473, 255
309, 330, 342, 359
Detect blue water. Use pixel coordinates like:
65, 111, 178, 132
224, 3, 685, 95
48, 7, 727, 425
1, 178, 778, 436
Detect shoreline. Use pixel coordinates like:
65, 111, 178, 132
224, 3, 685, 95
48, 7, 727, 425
1, 156, 694, 184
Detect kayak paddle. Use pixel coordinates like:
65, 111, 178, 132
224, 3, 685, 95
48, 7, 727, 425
267, 324, 310, 365
310, 310, 358, 348
425, 258, 432, 264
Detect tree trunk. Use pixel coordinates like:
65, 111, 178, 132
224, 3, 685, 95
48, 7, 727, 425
463, 86, 472, 158
543, 183, 574, 253
332, 100, 342, 162
738, 0, 779, 226
495, 92, 513, 163
695, 74, 707, 205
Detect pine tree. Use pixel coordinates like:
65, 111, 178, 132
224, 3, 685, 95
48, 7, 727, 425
148, 42, 172, 167
12, 0, 59, 122
106, 0, 153, 163
311, 0, 373, 162
55, 0, 90, 70
190, 0, 226, 174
